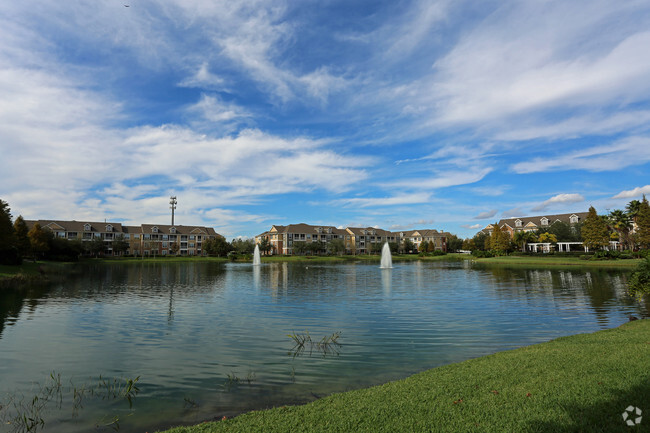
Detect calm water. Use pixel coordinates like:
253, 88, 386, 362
0, 261, 646, 432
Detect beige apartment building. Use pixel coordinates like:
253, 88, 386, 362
26, 220, 221, 256
255, 223, 448, 255
481, 212, 589, 238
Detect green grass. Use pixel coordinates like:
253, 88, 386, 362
472, 255, 642, 269
160, 319, 650, 433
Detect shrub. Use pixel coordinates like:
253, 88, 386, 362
471, 250, 494, 258
628, 257, 650, 296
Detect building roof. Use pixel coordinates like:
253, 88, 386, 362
25, 220, 220, 237
482, 212, 590, 234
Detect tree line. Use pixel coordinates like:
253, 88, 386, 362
461, 198, 650, 256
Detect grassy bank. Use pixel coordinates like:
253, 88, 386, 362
471, 255, 642, 269
161, 319, 649, 433
0, 261, 77, 288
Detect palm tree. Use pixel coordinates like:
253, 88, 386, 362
608, 209, 632, 250
513, 231, 537, 252
627, 200, 642, 222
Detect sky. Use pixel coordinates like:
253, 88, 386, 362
1, 0, 650, 240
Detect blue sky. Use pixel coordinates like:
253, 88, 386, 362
1, 0, 649, 239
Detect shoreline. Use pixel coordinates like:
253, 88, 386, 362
1, 254, 640, 286
160, 319, 649, 432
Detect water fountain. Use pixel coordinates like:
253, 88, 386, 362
253, 244, 261, 266
379, 242, 392, 269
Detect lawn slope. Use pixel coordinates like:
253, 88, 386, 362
160, 319, 649, 433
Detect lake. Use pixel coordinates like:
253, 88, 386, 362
0, 260, 646, 432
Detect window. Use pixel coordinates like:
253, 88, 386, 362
541, 218, 549, 226
570, 215, 579, 224
190, 235, 196, 240
152, 226, 159, 233
84, 224, 91, 231
106, 225, 113, 232
170, 227, 176, 234
515, 219, 522, 227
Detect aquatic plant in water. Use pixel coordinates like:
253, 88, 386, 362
287, 331, 342, 358
0, 371, 140, 433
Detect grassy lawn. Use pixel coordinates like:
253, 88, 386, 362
472, 255, 642, 269
160, 319, 649, 433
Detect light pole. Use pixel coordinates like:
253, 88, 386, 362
170, 196, 177, 226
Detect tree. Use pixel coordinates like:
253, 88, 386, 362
13, 216, 30, 258
628, 257, 650, 296
292, 241, 307, 255
0, 199, 20, 265
204, 237, 231, 257
446, 234, 463, 253
636, 195, 650, 250
28, 223, 51, 259
544, 221, 578, 242
259, 237, 271, 255
582, 206, 610, 250
472, 232, 488, 251
488, 223, 510, 254
231, 238, 255, 255
0, 199, 14, 244
329, 238, 345, 255
87, 236, 106, 258
537, 232, 557, 244
419, 240, 430, 253
402, 239, 414, 253
608, 209, 633, 250
112, 235, 130, 256
307, 241, 323, 255
370, 242, 383, 254
513, 231, 537, 252
388, 242, 399, 254
462, 238, 475, 251
626, 199, 642, 223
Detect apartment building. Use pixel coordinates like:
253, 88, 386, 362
481, 212, 589, 238
257, 223, 349, 255
26, 220, 221, 256
256, 223, 448, 255
398, 229, 449, 252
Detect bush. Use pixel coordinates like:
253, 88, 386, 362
628, 257, 650, 296
471, 250, 494, 258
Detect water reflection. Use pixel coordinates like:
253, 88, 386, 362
0, 261, 647, 433
381, 268, 391, 296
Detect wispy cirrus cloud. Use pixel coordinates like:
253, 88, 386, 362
511, 136, 650, 173
331, 193, 432, 209
612, 185, 650, 199
532, 193, 585, 212
473, 209, 498, 220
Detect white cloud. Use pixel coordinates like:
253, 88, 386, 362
612, 185, 650, 199
512, 136, 650, 173
178, 63, 228, 90
429, 3, 650, 125
461, 223, 481, 230
532, 193, 585, 212
473, 209, 498, 220
501, 207, 523, 218
187, 94, 251, 123
332, 193, 433, 209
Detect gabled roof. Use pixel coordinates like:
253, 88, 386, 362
483, 212, 590, 232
